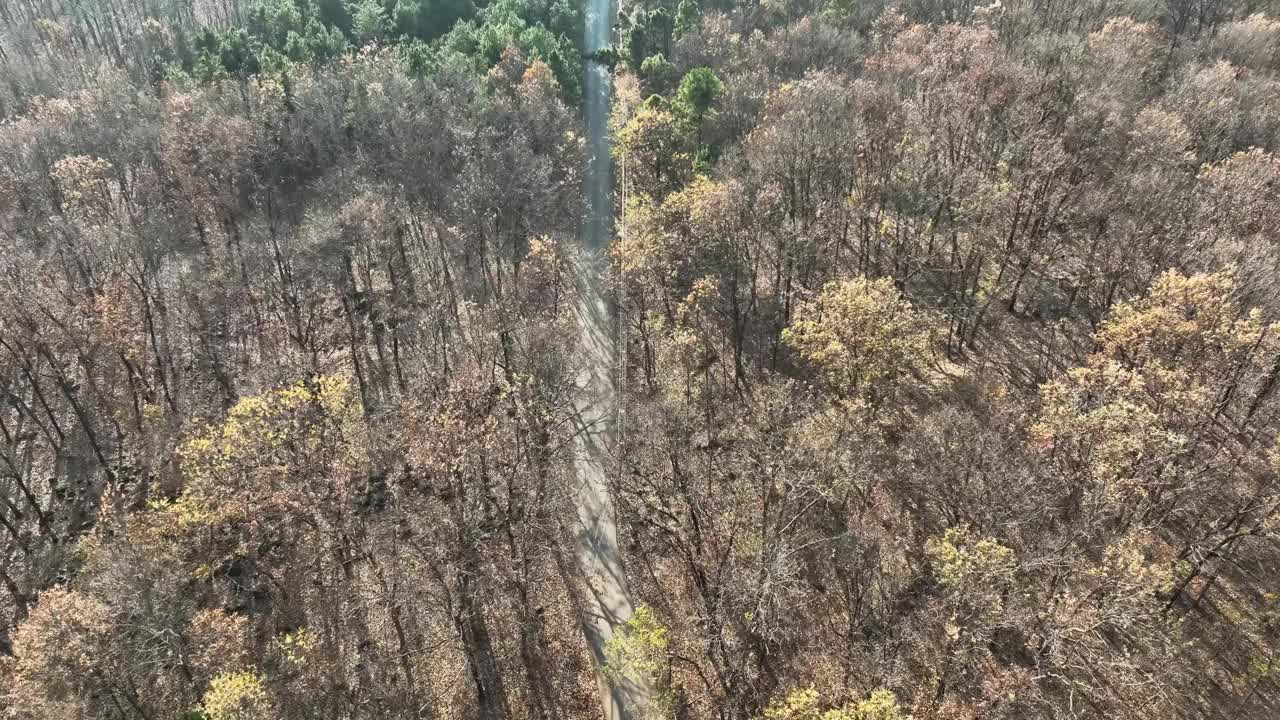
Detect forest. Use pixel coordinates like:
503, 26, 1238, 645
3, 0, 1280, 719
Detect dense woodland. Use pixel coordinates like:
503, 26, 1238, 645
3, 0, 1280, 719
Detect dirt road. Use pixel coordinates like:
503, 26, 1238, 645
571, 0, 653, 716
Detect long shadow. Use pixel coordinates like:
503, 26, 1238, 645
566, 241, 657, 716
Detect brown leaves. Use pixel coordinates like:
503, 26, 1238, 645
5, 589, 114, 720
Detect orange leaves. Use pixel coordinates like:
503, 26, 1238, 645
520, 60, 562, 100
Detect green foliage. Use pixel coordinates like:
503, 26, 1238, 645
192, 50, 229, 83
348, 0, 391, 43
673, 66, 722, 126
648, 7, 674, 47
435, 0, 582, 95
161, 0, 572, 94
592, 44, 624, 69
173, 0, 519, 84
387, 0, 479, 40
639, 53, 677, 91
188, 10, 349, 80
400, 38, 437, 74
257, 45, 292, 75
692, 142, 715, 175
283, 29, 311, 60
625, 7, 651, 65
675, 0, 700, 37
247, 0, 305, 48
218, 28, 260, 75
312, 0, 354, 32
307, 20, 351, 58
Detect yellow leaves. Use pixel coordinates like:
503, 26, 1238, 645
173, 375, 366, 534
1098, 268, 1263, 363
181, 374, 358, 478
763, 687, 908, 720
783, 276, 934, 398
615, 99, 692, 193
1212, 14, 1280, 69
1086, 18, 1164, 77
1198, 149, 1280, 238
617, 193, 662, 277
52, 154, 112, 187
616, 103, 680, 157
926, 526, 1015, 590
1032, 364, 1187, 493
678, 176, 734, 236
254, 76, 288, 105
516, 235, 572, 313
877, 215, 896, 238
170, 495, 220, 530
926, 527, 1015, 635
1129, 107, 1194, 167
1090, 531, 1175, 597
314, 373, 354, 415
647, 276, 729, 407
844, 690, 908, 720
1035, 268, 1279, 510
604, 606, 671, 712
52, 155, 113, 221
519, 60, 560, 98
1052, 532, 1178, 642
275, 628, 320, 667
764, 687, 823, 720
200, 669, 275, 720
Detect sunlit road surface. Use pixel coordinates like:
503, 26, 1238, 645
569, 247, 649, 720
571, 0, 654, 716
